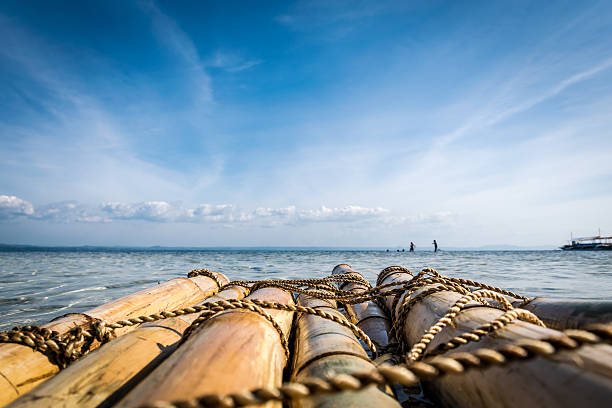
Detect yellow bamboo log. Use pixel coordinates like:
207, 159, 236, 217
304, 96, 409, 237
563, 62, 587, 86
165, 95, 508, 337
291, 293, 400, 408
7, 284, 248, 408
331, 264, 392, 349
378, 270, 612, 408
0, 273, 226, 407
116, 287, 294, 408
512, 298, 612, 330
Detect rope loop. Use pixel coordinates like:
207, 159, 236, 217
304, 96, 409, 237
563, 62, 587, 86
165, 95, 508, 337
181, 298, 291, 359
188, 269, 224, 291
377, 266, 413, 286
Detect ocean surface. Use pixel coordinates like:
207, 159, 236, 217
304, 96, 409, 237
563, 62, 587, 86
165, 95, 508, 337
0, 248, 610, 330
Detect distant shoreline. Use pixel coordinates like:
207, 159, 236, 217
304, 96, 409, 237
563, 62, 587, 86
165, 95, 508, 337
0, 243, 557, 251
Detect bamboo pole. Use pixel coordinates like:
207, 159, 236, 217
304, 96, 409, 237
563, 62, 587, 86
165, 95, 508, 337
7, 284, 248, 408
0, 273, 226, 407
331, 264, 392, 349
512, 298, 612, 330
291, 293, 400, 408
116, 287, 294, 408
378, 270, 612, 408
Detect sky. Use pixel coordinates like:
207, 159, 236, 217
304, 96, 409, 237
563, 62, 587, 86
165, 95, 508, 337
0, 0, 611, 247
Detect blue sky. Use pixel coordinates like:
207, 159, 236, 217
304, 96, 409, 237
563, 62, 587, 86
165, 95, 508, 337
1, 0, 611, 247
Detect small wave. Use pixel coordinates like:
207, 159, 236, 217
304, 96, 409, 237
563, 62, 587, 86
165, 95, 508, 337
22, 303, 78, 312
27, 284, 66, 296
0, 297, 32, 305
105, 279, 157, 289
60, 286, 106, 295
131, 279, 158, 285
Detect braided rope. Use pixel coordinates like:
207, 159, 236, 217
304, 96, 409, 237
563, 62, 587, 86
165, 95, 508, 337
337, 271, 372, 290
177, 298, 377, 357
182, 299, 291, 359
188, 269, 224, 291
444, 277, 530, 302
0, 321, 115, 369
379, 268, 537, 356
407, 290, 545, 361
4, 261, 602, 408
253, 299, 377, 356
140, 323, 612, 408
1, 265, 533, 370
389, 281, 473, 342
0, 283, 379, 369
434, 308, 545, 354
377, 266, 413, 286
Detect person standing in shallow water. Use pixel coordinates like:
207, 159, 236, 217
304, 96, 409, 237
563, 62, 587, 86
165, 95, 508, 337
432, 240, 438, 252
410, 242, 415, 252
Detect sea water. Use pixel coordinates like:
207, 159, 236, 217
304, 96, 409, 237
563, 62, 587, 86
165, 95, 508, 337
0, 249, 610, 330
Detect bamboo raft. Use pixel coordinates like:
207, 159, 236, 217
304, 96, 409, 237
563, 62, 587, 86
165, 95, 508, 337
0, 265, 611, 408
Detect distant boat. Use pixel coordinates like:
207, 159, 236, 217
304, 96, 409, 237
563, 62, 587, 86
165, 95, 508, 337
561, 235, 612, 250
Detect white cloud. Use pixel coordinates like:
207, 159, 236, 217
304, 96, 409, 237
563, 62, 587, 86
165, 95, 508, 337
0, 196, 453, 229
189, 204, 243, 222
101, 201, 182, 222
0, 195, 34, 219
254, 206, 297, 218
298, 205, 389, 222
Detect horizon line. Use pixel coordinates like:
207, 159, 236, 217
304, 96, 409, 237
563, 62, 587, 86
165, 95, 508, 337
0, 243, 558, 251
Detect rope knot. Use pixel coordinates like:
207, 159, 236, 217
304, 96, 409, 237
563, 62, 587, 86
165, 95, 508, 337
94, 320, 116, 343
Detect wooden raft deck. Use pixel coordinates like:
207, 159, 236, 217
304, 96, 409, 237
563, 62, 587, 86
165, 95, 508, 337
0, 265, 611, 408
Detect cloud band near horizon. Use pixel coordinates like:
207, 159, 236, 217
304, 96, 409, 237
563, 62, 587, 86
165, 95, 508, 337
1, 194, 453, 226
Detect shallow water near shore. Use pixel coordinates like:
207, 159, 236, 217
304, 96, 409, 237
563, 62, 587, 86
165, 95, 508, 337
0, 249, 610, 330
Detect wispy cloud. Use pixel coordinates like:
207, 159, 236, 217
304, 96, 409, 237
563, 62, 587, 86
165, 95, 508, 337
434, 57, 612, 149
139, 0, 212, 104
0, 9, 223, 205
275, 1, 407, 30
208, 51, 263, 72
1, 2, 611, 246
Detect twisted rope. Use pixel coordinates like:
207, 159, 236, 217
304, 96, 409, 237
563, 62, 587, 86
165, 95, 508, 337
182, 298, 291, 358
178, 298, 377, 358
0, 320, 115, 369
188, 269, 224, 291
406, 290, 545, 361
140, 323, 612, 408
433, 308, 545, 354
4, 262, 605, 408
377, 266, 413, 286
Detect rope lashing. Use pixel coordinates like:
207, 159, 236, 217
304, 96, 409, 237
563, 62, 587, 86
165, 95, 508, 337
0, 271, 380, 367
0, 319, 115, 369
140, 323, 612, 408
188, 269, 224, 291
178, 298, 377, 358
3, 264, 610, 408
377, 265, 413, 286
181, 298, 291, 359
406, 290, 545, 361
